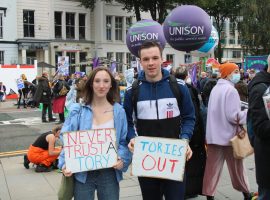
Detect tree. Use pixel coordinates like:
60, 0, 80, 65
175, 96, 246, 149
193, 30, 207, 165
195, 0, 244, 63
238, 0, 270, 55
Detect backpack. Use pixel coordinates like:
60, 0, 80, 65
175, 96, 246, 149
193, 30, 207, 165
131, 75, 182, 117
247, 83, 268, 146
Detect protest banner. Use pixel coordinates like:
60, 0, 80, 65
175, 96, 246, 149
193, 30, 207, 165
63, 128, 117, 173
132, 136, 188, 181
16, 78, 25, 90
58, 56, 69, 75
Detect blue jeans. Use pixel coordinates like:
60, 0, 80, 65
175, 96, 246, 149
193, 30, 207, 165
258, 186, 270, 200
74, 168, 119, 200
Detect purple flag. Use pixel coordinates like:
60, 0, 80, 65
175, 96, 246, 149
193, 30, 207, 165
92, 57, 100, 69
110, 61, 117, 73
191, 64, 197, 87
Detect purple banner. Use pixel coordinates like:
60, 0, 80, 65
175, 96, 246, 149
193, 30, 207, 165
245, 56, 268, 71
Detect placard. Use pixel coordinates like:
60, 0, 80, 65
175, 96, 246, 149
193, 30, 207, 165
132, 136, 188, 181
63, 128, 117, 173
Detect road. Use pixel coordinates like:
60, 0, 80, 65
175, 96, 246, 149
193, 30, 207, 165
0, 101, 59, 154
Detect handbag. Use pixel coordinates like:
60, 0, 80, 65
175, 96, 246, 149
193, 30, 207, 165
230, 115, 254, 159
59, 85, 68, 96
58, 175, 74, 200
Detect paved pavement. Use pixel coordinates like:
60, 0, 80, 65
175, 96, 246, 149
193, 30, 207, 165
0, 100, 258, 200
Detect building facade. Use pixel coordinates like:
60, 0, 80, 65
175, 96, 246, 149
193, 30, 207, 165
0, 0, 18, 65
1, 0, 244, 75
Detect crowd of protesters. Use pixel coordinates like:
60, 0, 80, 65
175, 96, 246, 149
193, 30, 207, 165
18, 42, 270, 200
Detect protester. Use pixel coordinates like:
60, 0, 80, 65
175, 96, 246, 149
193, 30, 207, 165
0, 81, 6, 102
202, 63, 251, 200
175, 67, 206, 199
52, 74, 70, 123
235, 72, 248, 102
58, 67, 131, 200
23, 125, 62, 172
17, 74, 31, 109
248, 54, 270, 200
124, 41, 195, 200
34, 71, 56, 123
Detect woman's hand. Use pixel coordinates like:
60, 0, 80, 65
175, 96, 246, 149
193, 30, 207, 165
113, 157, 124, 170
186, 145, 193, 161
62, 165, 73, 177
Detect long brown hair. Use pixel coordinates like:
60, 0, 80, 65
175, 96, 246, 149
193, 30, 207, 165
84, 67, 117, 105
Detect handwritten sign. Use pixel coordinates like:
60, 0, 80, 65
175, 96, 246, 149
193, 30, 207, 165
132, 136, 188, 181
63, 128, 117, 173
16, 78, 25, 90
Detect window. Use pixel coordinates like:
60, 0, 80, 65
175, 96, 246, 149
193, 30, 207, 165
66, 13, 75, 39
232, 50, 241, 58
0, 51, 4, 64
107, 52, 113, 61
116, 52, 123, 72
79, 52, 87, 62
0, 13, 3, 38
184, 54, 191, 64
126, 52, 132, 67
106, 16, 112, 40
166, 54, 174, 66
79, 14, 86, 40
55, 51, 62, 69
54, 12, 62, 39
26, 51, 36, 64
67, 52, 76, 74
126, 17, 132, 33
23, 10, 35, 37
115, 17, 123, 41
229, 38, 235, 44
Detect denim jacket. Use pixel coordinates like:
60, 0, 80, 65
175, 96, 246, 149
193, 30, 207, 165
58, 102, 131, 183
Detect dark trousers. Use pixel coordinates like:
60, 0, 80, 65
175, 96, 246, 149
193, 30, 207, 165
138, 176, 186, 200
42, 103, 53, 120
59, 113, 65, 122
17, 90, 26, 108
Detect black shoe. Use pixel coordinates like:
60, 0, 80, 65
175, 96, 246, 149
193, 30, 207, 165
23, 155, 30, 169
243, 192, 252, 200
51, 159, 59, 169
42, 119, 48, 123
48, 118, 56, 122
35, 164, 52, 173
207, 196, 215, 200
185, 194, 198, 199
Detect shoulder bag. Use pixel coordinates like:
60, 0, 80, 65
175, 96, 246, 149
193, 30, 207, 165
230, 114, 254, 159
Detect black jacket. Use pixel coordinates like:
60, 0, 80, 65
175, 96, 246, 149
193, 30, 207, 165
34, 76, 52, 104
52, 79, 70, 98
248, 70, 270, 188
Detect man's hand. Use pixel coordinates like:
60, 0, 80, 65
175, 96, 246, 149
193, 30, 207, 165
128, 138, 135, 153
186, 145, 193, 161
62, 165, 73, 177
113, 157, 124, 170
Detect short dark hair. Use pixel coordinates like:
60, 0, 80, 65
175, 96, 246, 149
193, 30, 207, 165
175, 67, 188, 80
84, 67, 117, 105
138, 41, 163, 58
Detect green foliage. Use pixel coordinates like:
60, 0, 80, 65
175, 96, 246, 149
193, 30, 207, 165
238, 0, 270, 55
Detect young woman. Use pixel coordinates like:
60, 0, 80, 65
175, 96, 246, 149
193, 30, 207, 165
52, 74, 70, 123
24, 125, 62, 172
58, 67, 131, 200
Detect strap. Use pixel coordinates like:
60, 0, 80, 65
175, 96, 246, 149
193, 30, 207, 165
168, 75, 182, 110
131, 79, 139, 118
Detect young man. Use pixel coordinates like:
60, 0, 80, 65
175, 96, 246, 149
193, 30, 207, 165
124, 41, 195, 200
248, 54, 270, 199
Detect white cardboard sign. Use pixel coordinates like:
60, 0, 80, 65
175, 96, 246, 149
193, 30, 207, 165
132, 136, 188, 181
63, 128, 117, 173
